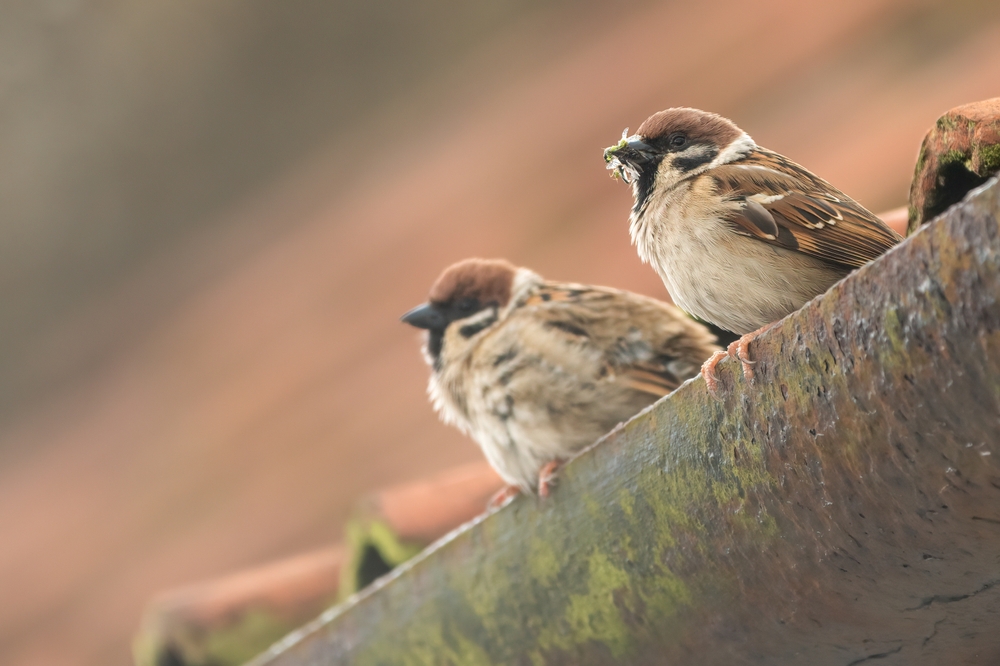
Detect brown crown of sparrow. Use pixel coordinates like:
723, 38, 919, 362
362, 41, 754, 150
402, 258, 720, 500
604, 108, 902, 391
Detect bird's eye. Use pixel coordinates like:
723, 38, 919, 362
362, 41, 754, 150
669, 133, 687, 148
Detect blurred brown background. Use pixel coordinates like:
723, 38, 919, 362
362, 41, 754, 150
2, 0, 999, 664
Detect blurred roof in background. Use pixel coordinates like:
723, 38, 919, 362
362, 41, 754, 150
2, 0, 1000, 664
0, 0, 575, 422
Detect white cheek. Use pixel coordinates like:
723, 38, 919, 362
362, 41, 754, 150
709, 132, 756, 167
461, 308, 498, 328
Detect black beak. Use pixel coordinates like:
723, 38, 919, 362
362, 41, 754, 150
604, 135, 657, 166
401, 302, 447, 330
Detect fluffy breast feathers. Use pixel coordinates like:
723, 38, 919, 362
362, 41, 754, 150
426, 272, 719, 489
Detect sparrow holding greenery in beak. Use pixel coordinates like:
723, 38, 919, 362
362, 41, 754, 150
604, 108, 902, 391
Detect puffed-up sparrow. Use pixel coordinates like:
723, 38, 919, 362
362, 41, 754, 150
402, 258, 720, 498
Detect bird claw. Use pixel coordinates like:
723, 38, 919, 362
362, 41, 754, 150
538, 460, 561, 498
703, 323, 776, 392
728, 323, 776, 383
488, 485, 521, 509
487, 461, 563, 508
701, 350, 728, 396
727, 337, 756, 382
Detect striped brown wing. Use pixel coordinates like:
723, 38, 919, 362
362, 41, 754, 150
712, 149, 903, 269
614, 361, 685, 397
525, 283, 710, 398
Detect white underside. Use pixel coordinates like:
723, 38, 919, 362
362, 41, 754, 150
631, 177, 845, 334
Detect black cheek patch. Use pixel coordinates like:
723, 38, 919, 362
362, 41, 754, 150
428, 330, 445, 370
672, 146, 719, 173
633, 157, 663, 215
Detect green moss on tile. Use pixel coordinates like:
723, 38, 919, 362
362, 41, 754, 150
528, 539, 561, 586
978, 143, 1000, 174
342, 518, 425, 597
939, 148, 969, 166
936, 114, 959, 131
564, 551, 633, 655
203, 608, 295, 666
913, 141, 928, 177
